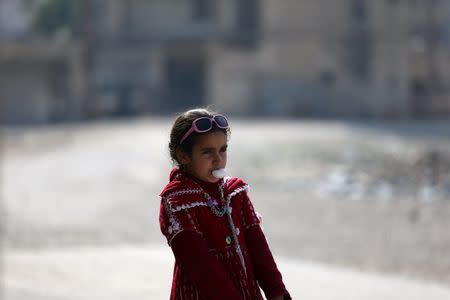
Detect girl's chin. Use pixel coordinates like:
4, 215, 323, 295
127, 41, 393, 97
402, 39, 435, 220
206, 176, 220, 183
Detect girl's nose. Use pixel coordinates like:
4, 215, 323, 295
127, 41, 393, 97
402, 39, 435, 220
213, 152, 221, 162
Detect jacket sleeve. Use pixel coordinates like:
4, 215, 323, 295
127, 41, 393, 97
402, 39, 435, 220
241, 194, 291, 299
171, 230, 244, 300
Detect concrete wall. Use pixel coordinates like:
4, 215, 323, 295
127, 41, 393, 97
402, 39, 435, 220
0, 41, 83, 124
1, 0, 449, 124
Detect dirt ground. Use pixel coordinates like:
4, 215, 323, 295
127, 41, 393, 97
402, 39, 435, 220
1, 117, 450, 296
4, 244, 450, 300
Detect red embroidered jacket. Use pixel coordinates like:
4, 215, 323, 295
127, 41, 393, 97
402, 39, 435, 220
159, 169, 291, 300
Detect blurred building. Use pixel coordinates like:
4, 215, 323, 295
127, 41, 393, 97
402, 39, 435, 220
86, 0, 267, 117
0, 0, 37, 38
250, 0, 450, 118
0, 0, 449, 124
368, 0, 450, 117
0, 0, 83, 124
0, 39, 85, 124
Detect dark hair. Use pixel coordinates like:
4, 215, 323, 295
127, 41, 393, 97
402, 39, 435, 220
169, 108, 230, 167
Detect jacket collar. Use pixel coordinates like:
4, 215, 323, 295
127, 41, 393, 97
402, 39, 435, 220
160, 168, 247, 199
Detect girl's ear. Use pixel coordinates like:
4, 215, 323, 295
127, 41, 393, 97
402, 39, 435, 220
176, 148, 191, 165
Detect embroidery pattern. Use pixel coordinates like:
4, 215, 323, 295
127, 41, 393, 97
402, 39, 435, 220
226, 185, 249, 204
161, 197, 181, 239
165, 188, 203, 200
171, 200, 217, 212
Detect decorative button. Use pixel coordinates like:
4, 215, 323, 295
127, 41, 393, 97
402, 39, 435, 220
225, 236, 232, 245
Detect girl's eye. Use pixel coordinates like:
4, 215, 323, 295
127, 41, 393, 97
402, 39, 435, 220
220, 147, 227, 153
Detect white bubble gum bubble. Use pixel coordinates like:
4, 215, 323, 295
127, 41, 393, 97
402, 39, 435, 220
212, 168, 227, 179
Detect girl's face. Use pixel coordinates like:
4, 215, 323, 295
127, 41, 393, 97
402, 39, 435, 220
179, 131, 228, 183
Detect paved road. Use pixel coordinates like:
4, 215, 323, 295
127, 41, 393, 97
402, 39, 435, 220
4, 244, 450, 300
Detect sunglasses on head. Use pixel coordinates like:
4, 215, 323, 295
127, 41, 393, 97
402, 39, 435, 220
180, 114, 229, 144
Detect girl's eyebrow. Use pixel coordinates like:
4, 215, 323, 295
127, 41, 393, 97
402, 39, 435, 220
200, 144, 228, 151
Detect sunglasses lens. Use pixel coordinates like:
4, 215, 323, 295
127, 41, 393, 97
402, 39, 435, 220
214, 115, 228, 128
195, 118, 212, 131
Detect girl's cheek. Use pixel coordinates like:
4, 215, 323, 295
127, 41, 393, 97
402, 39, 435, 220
202, 155, 212, 163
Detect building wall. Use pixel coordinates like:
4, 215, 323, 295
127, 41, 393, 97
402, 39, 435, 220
88, 0, 239, 116
1, 0, 449, 123
0, 41, 83, 124
94, 0, 231, 39
95, 0, 191, 36
0, 0, 42, 38
367, 1, 411, 117
210, 0, 373, 117
209, 44, 261, 114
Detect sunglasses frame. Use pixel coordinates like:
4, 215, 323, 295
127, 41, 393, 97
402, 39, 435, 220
180, 115, 229, 144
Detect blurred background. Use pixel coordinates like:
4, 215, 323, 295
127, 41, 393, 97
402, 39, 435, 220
1, 0, 450, 299
1, 0, 450, 121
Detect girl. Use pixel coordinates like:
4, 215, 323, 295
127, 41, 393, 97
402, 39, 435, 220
159, 108, 291, 300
